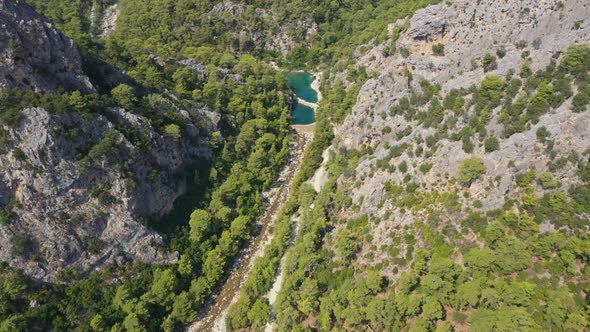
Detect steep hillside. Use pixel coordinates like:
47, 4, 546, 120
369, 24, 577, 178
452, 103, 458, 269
0, 104, 217, 282
0, 0, 295, 330
0, 0, 225, 283
230, 1, 590, 331
1, 0, 589, 331
0, 0, 94, 92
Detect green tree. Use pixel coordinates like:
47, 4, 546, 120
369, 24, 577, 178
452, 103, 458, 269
247, 299, 270, 328
297, 279, 320, 315
69, 91, 90, 112
408, 318, 433, 332
564, 313, 588, 331
123, 313, 146, 332
560, 44, 590, 78
484, 137, 499, 153
482, 53, 497, 72
169, 291, 197, 324
365, 270, 384, 293
0, 315, 23, 332
397, 271, 419, 294
435, 322, 453, 332
144, 269, 177, 308
90, 313, 106, 331
496, 306, 534, 332
572, 91, 589, 113
463, 248, 495, 277
177, 254, 193, 276
226, 296, 251, 330
164, 124, 182, 140
536, 126, 551, 142
422, 298, 443, 321
189, 209, 212, 243
204, 249, 226, 283
492, 238, 531, 274
520, 62, 532, 78
335, 228, 360, 260
432, 43, 445, 55
479, 76, 505, 102
456, 278, 483, 309
539, 173, 560, 189
111, 84, 137, 110
458, 157, 486, 185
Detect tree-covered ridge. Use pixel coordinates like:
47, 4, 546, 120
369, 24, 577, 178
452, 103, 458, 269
27, 0, 440, 70
25, 0, 116, 51
263, 149, 590, 331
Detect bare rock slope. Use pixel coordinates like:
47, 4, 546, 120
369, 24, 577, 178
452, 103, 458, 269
0, 104, 216, 282
322, 0, 590, 278
0, 0, 94, 92
0, 0, 219, 282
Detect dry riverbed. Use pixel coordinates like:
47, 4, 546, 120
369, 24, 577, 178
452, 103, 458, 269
188, 129, 312, 332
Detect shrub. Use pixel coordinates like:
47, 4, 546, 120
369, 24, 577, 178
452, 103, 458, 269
458, 157, 486, 185
399, 161, 408, 173
520, 62, 532, 78
539, 173, 560, 189
482, 53, 498, 72
86, 129, 120, 162
111, 84, 137, 110
419, 163, 433, 174
572, 92, 589, 112
87, 238, 104, 254
570, 185, 590, 212
560, 44, 590, 78
432, 43, 445, 56
0, 207, 11, 225
536, 126, 551, 142
484, 137, 499, 153
400, 47, 410, 58
12, 148, 26, 161
462, 136, 474, 153
164, 124, 182, 139
10, 234, 32, 257
515, 40, 527, 49
496, 48, 507, 59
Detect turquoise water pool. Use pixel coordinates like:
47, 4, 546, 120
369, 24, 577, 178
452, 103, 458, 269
286, 72, 317, 125
292, 102, 315, 125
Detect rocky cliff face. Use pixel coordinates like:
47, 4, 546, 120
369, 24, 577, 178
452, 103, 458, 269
0, 0, 219, 282
317, 0, 590, 278
0, 104, 216, 282
0, 0, 94, 92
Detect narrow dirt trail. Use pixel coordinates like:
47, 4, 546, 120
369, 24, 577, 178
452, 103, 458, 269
188, 128, 312, 332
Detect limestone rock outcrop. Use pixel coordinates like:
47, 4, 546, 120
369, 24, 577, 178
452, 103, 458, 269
0, 105, 216, 282
0, 0, 94, 92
